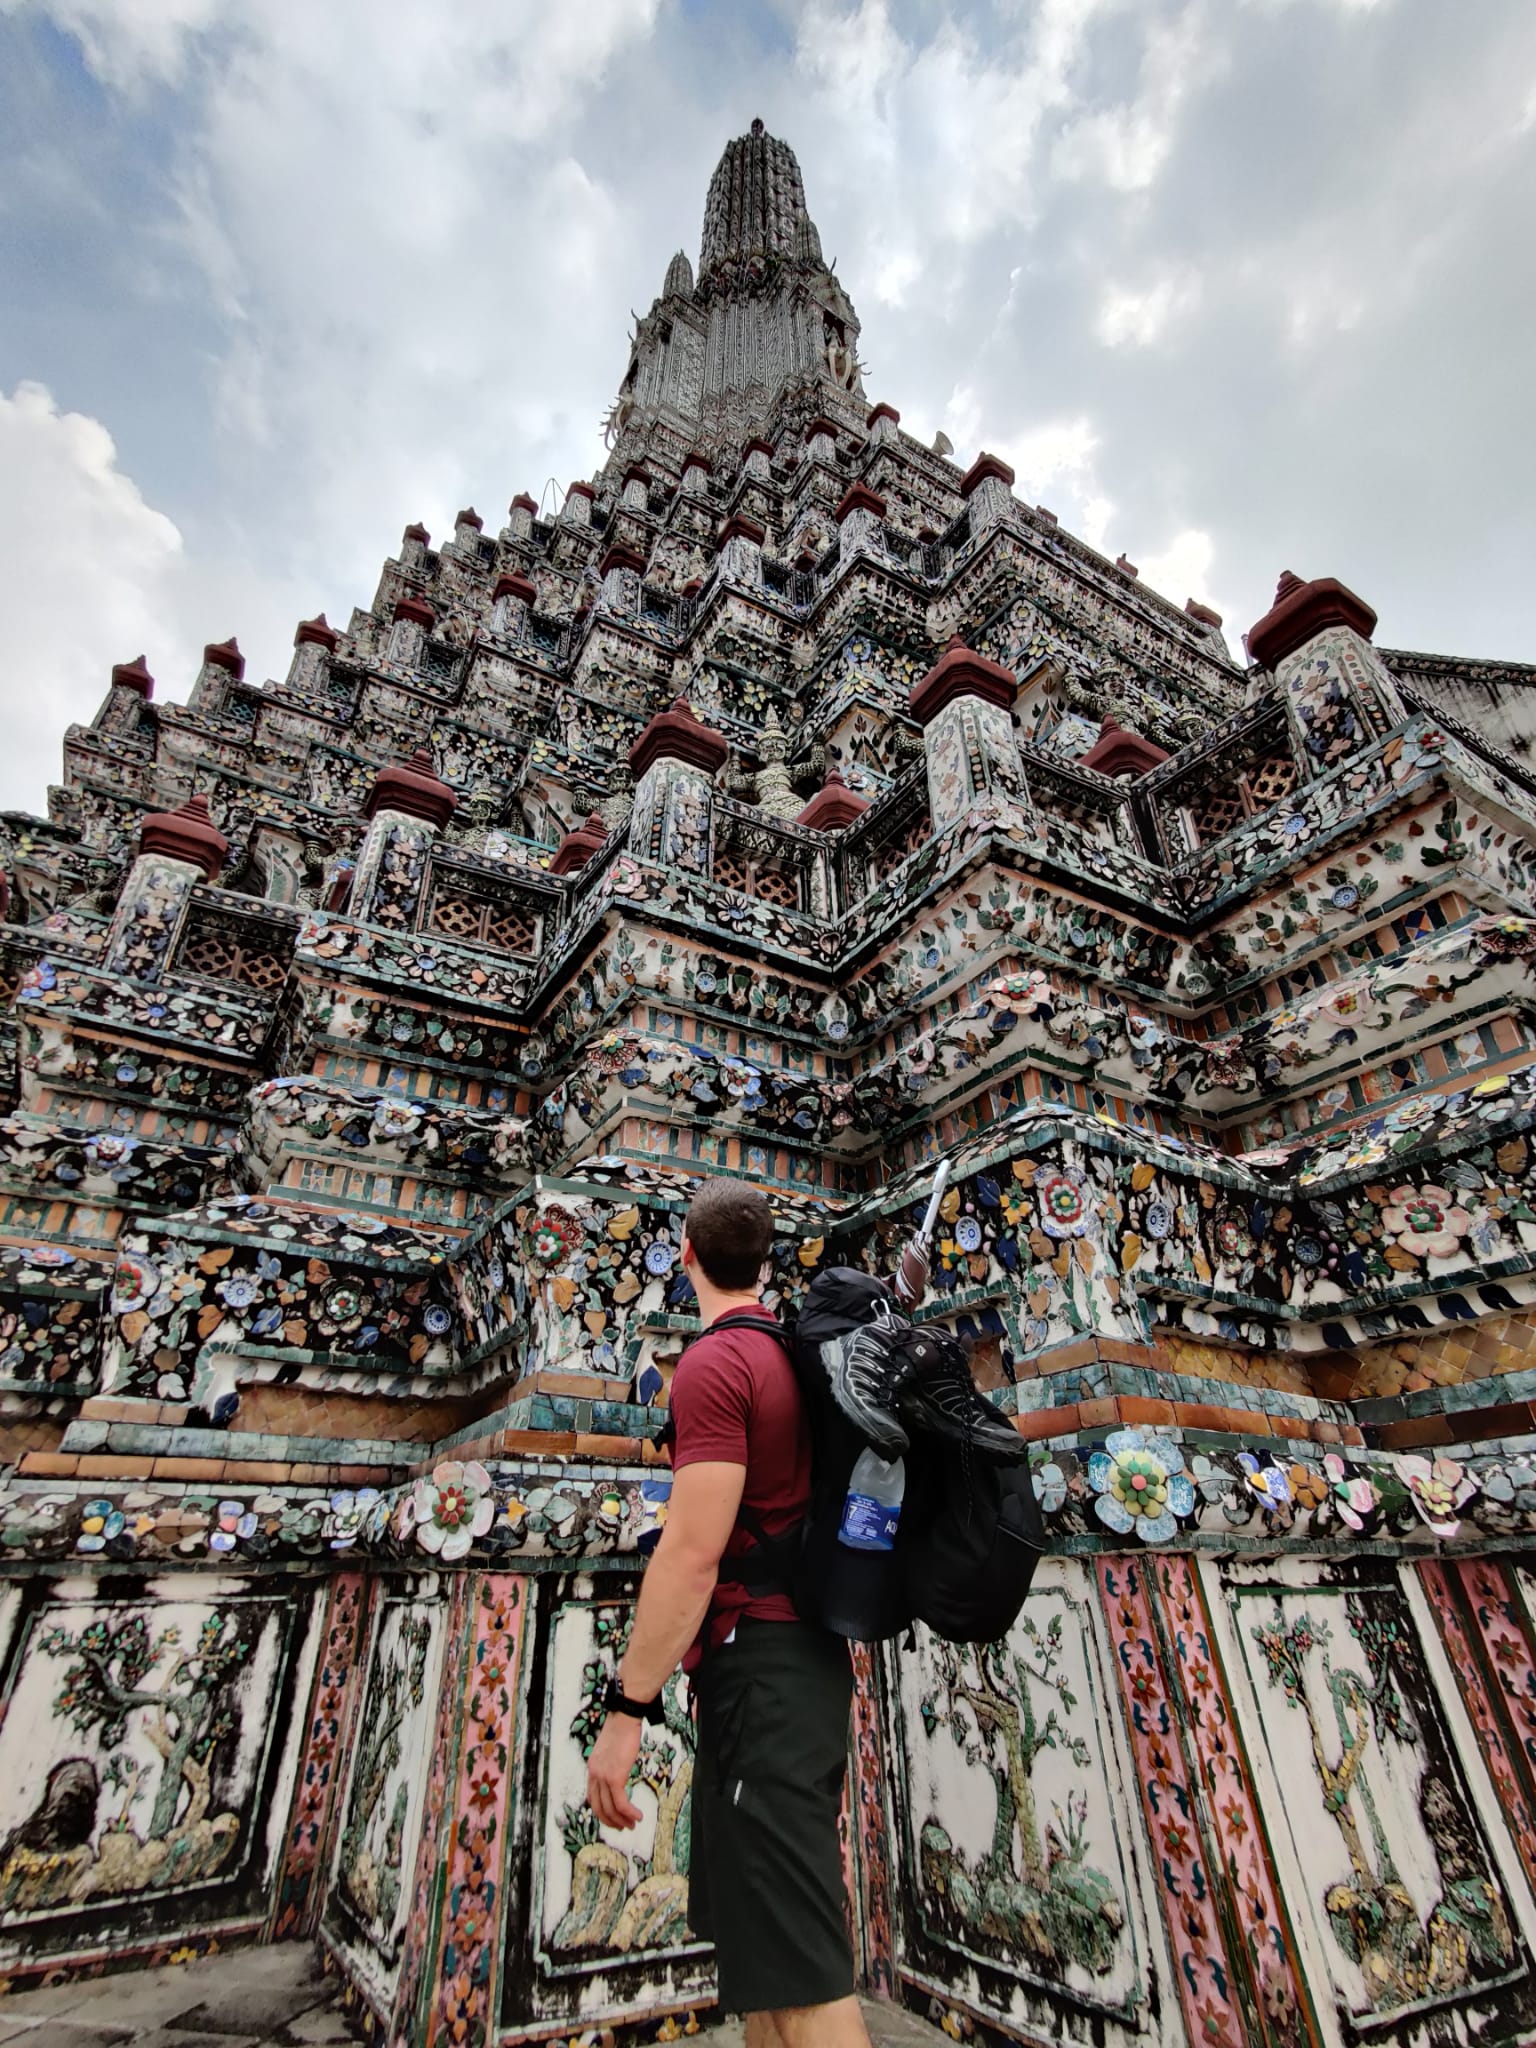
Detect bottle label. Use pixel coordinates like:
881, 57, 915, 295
839, 1492, 899, 1551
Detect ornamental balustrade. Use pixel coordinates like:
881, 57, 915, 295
174, 897, 299, 995
710, 797, 820, 914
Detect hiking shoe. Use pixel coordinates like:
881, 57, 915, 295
898, 1336, 1027, 1462
818, 1300, 914, 1454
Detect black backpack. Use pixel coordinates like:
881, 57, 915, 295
702, 1279, 1046, 1646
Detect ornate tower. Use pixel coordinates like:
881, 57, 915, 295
603, 117, 864, 470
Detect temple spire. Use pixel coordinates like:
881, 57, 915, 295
600, 121, 863, 465
699, 116, 818, 281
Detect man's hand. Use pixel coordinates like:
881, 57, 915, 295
586, 1712, 645, 1830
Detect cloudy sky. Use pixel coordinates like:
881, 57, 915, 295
1, 0, 1533, 812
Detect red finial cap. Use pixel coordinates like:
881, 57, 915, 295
548, 812, 609, 877
718, 513, 765, 547
403, 522, 430, 545
1081, 714, 1170, 779
455, 507, 482, 531
139, 793, 229, 879
1246, 570, 1377, 670
599, 543, 647, 578
629, 695, 730, 779
294, 614, 339, 651
909, 637, 1017, 727
364, 746, 457, 827
682, 450, 713, 473
565, 481, 597, 503
510, 492, 538, 515
743, 437, 774, 461
111, 654, 154, 698
866, 402, 901, 428
804, 416, 840, 444
834, 483, 887, 524
493, 572, 537, 607
392, 594, 435, 630
203, 637, 244, 679
1115, 554, 1139, 579
797, 766, 870, 832
1185, 598, 1223, 629
960, 452, 1015, 499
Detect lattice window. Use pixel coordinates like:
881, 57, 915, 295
754, 867, 798, 909
711, 851, 801, 910
426, 886, 539, 955
872, 813, 932, 882
1183, 743, 1301, 846
1190, 787, 1245, 844
1247, 754, 1298, 806
177, 918, 291, 992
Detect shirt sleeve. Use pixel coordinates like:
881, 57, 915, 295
669, 1338, 751, 1470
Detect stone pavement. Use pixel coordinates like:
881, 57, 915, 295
711, 1998, 947, 2045
0, 1943, 947, 2046
0, 1941, 349, 2047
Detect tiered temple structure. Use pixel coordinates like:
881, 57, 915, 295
3, 117, 1536, 2048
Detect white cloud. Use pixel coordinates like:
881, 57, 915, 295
1095, 274, 1199, 347
795, 0, 1116, 248
0, 383, 191, 808
0, 0, 224, 87
1136, 527, 1222, 614
1053, 3, 1226, 192
3, 0, 662, 704
1006, 415, 1104, 499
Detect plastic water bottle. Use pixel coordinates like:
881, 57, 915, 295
839, 1449, 904, 1551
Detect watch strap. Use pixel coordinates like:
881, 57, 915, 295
605, 1676, 664, 1724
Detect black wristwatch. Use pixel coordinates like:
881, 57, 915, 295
604, 1676, 665, 1724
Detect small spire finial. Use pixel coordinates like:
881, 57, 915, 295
751, 116, 765, 136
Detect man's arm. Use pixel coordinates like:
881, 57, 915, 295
620, 1458, 745, 1697
585, 1458, 745, 1830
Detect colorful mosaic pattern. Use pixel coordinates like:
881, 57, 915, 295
1419, 1560, 1536, 1896
1096, 1556, 1247, 2048
431, 1575, 526, 2048
1150, 1557, 1313, 2048
272, 1570, 367, 1940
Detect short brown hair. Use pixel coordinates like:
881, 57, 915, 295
684, 1178, 773, 1291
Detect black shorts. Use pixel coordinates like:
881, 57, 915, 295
688, 1617, 855, 2015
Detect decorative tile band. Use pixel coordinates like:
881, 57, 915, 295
272, 1569, 368, 1940
430, 1573, 527, 2048
1419, 1559, 1536, 1898
849, 1639, 895, 2001
1096, 1555, 1250, 2048
1150, 1556, 1313, 2048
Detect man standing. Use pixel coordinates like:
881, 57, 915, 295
585, 1178, 871, 2047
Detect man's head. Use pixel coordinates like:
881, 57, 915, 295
681, 1178, 774, 1295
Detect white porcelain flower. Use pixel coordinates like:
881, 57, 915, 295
413, 1460, 494, 1561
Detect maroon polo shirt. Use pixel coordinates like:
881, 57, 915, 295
668, 1304, 811, 1665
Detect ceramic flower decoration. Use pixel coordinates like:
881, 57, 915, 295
1032, 1461, 1068, 1513
1087, 1429, 1193, 1543
1380, 1185, 1471, 1260
1237, 1453, 1293, 1520
1322, 1453, 1378, 1531
414, 1459, 495, 1560
1398, 1454, 1479, 1538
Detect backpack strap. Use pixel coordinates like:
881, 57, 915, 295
718, 1502, 802, 1595
652, 1310, 793, 1457
706, 1309, 794, 1353
669, 1312, 803, 1598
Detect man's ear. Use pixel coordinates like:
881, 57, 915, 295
680, 1230, 695, 1270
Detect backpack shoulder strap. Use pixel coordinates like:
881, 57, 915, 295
706, 1310, 793, 1352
